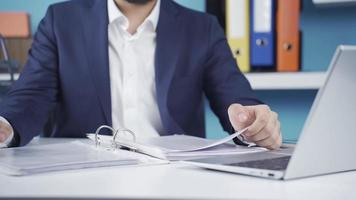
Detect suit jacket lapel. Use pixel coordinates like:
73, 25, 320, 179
80, 0, 112, 126
155, 0, 184, 135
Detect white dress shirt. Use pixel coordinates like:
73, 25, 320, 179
107, 0, 163, 139
0, 0, 163, 147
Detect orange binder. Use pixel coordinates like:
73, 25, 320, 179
0, 12, 30, 38
276, 0, 300, 72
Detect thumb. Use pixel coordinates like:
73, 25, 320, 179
228, 104, 253, 131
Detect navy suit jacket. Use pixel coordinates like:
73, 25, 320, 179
0, 0, 261, 146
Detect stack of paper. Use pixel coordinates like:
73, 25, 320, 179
87, 128, 266, 161
0, 141, 164, 176
142, 135, 267, 160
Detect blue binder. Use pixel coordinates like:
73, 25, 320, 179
250, 0, 276, 69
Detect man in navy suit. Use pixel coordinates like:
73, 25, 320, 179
0, 0, 282, 149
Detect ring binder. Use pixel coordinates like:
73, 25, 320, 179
94, 125, 115, 147
113, 129, 136, 145
86, 126, 264, 161
94, 125, 136, 150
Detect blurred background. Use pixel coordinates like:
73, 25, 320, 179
0, 0, 356, 143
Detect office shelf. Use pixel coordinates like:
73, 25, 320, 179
244, 72, 326, 90
0, 72, 326, 90
0, 73, 20, 81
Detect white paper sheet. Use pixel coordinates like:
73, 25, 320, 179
87, 127, 265, 161
0, 141, 162, 176
159, 127, 249, 152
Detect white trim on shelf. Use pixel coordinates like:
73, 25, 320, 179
0, 72, 326, 90
244, 72, 326, 90
0, 73, 20, 81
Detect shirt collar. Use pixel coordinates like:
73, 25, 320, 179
107, 0, 161, 31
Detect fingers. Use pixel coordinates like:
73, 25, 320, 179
243, 105, 271, 137
274, 131, 283, 149
254, 121, 281, 150
246, 116, 277, 142
228, 104, 282, 150
228, 103, 254, 131
244, 106, 282, 150
267, 131, 283, 150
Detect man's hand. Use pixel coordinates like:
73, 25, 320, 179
228, 104, 282, 150
0, 120, 12, 144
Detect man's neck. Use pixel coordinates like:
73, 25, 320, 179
114, 0, 157, 34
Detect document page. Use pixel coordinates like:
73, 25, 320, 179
0, 141, 150, 176
139, 127, 250, 152
87, 128, 266, 161
138, 128, 266, 160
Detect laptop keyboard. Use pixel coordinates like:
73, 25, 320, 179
228, 156, 291, 171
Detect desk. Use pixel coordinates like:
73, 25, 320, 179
0, 138, 355, 200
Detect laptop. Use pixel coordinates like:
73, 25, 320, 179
185, 46, 356, 180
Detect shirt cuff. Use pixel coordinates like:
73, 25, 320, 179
236, 134, 257, 147
0, 116, 14, 148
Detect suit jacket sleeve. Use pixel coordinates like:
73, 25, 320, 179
0, 6, 58, 146
203, 16, 263, 134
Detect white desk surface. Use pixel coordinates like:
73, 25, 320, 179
0, 138, 355, 200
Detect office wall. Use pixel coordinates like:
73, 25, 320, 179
178, 0, 356, 141
1, 0, 355, 141
301, 0, 356, 70
0, 0, 205, 33
174, 0, 205, 12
